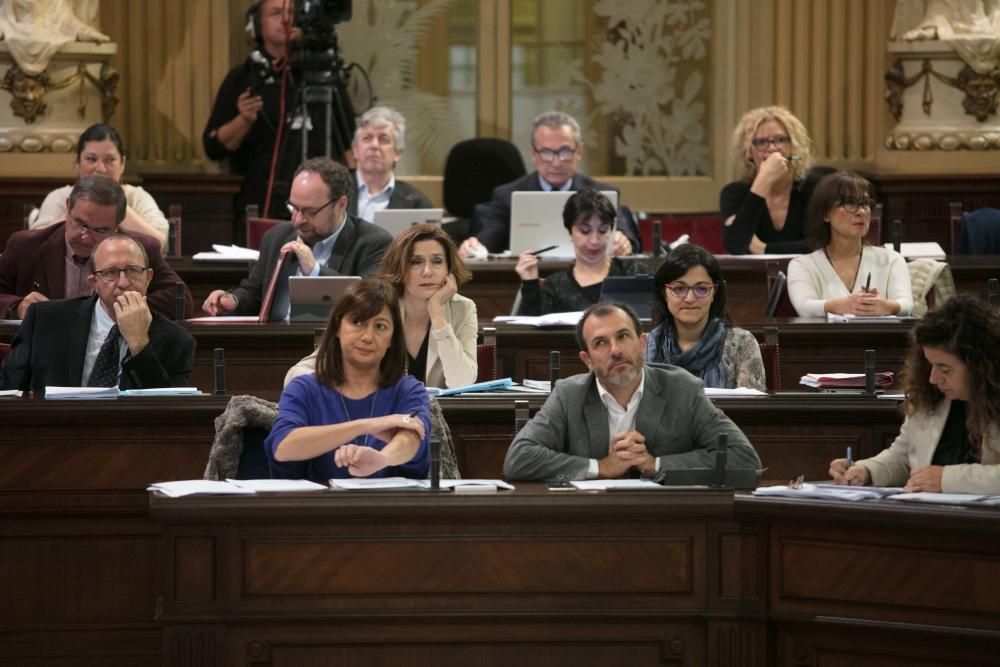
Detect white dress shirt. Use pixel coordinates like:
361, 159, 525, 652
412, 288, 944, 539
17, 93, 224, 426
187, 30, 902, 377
355, 171, 395, 222
586, 370, 646, 478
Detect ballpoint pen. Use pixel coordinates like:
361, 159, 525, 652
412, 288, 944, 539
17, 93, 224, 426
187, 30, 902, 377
528, 244, 558, 256
864, 273, 871, 293
845, 446, 853, 486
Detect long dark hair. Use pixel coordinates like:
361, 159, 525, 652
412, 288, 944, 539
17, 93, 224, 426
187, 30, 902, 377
651, 244, 729, 328
900, 295, 1000, 451
315, 279, 406, 388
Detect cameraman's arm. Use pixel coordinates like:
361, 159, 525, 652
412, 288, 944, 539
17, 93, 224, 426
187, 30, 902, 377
213, 88, 261, 152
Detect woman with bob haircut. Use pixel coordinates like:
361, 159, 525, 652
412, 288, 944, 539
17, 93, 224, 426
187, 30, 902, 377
32, 123, 169, 249
788, 171, 911, 317
645, 244, 765, 390
284, 223, 478, 389
831, 295, 1000, 493
515, 188, 642, 314
721, 105, 831, 255
267, 279, 430, 482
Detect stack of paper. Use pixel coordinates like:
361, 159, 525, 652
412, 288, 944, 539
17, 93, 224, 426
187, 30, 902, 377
522, 379, 552, 392
493, 312, 584, 327
753, 483, 901, 501
45, 386, 120, 400
227, 478, 327, 492
889, 492, 1000, 505
705, 387, 767, 397
882, 241, 946, 260
428, 377, 515, 397
571, 479, 664, 491
329, 477, 426, 490
826, 313, 915, 323
120, 387, 202, 397
147, 480, 257, 497
0, 390, 22, 398
192, 244, 260, 262
800, 372, 894, 389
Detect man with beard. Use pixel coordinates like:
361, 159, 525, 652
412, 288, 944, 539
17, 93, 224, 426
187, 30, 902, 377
503, 302, 758, 481
201, 157, 392, 321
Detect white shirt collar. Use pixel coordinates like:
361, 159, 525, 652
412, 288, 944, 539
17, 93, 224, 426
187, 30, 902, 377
595, 366, 645, 411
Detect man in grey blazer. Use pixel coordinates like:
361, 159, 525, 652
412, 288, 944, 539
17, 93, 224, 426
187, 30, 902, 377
348, 106, 432, 222
201, 157, 392, 320
503, 302, 759, 481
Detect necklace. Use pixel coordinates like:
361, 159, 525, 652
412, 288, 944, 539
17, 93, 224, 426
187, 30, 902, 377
338, 386, 378, 448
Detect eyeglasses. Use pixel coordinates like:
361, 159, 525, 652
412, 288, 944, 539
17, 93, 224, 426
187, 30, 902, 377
71, 219, 115, 237
532, 145, 578, 162
92, 265, 148, 283
838, 198, 877, 214
286, 198, 336, 219
666, 282, 715, 300
751, 135, 791, 150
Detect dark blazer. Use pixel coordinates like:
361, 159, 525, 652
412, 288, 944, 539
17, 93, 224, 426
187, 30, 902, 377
348, 177, 433, 218
503, 365, 760, 481
0, 296, 196, 391
474, 171, 641, 253
227, 215, 392, 316
0, 222, 193, 320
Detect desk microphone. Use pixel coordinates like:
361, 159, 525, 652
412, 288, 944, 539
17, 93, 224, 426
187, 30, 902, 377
174, 282, 185, 322
989, 278, 999, 307
213, 348, 226, 395
713, 433, 728, 488
429, 423, 440, 491
651, 219, 661, 257
864, 349, 876, 396
891, 219, 902, 254
514, 399, 530, 434
549, 351, 560, 389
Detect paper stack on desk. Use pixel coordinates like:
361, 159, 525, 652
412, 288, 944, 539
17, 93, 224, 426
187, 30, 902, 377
493, 311, 584, 327
45, 386, 120, 400
799, 372, 894, 389
753, 483, 901, 501
148, 480, 257, 497
193, 244, 260, 262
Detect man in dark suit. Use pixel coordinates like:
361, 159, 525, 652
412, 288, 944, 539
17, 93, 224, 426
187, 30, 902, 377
202, 157, 392, 320
0, 175, 193, 320
1, 234, 196, 391
459, 110, 640, 257
348, 105, 432, 222
503, 302, 758, 481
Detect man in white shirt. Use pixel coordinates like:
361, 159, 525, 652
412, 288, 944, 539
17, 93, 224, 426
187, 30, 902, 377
503, 302, 758, 481
348, 106, 432, 222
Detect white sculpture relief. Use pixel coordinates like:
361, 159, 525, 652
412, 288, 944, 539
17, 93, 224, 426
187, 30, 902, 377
892, 0, 1000, 73
0, 0, 109, 76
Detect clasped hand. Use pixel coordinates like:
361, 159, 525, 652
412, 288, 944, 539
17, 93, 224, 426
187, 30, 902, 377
598, 430, 655, 478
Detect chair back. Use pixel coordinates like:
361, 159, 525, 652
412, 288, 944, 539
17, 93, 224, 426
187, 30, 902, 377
764, 266, 796, 317
476, 327, 497, 382
640, 213, 724, 254
235, 426, 272, 479
759, 326, 781, 391
443, 138, 526, 219
166, 204, 183, 257
246, 216, 285, 251
955, 207, 1000, 255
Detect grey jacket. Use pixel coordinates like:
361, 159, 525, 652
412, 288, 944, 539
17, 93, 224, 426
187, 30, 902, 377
503, 364, 759, 481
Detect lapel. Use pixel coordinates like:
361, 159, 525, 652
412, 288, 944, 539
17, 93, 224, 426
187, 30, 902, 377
634, 368, 666, 449
399, 299, 444, 381
327, 216, 357, 274
912, 399, 952, 467
42, 225, 70, 298
581, 374, 611, 458
68, 296, 97, 384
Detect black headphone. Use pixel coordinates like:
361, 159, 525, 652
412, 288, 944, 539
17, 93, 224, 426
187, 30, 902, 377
245, 2, 263, 46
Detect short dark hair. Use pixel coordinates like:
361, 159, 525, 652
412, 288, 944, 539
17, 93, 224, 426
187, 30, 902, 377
901, 295, 1000, 449
575, 301, 642, 352
315, 279, 406, 388
377, 223, 472, 292
68, 175, 127, 224
89, 233, 149, 273
294, 157, 353, 202
76, 123, 127, 160
651, 243, 729, 327
805, 170, 876, 249
562, 188, 616, 232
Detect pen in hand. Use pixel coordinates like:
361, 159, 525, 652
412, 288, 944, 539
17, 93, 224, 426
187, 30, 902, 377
864, 273, 871, 294
32, 281, 42, 292
845, 446, 853, 486
528, 244, 558, 257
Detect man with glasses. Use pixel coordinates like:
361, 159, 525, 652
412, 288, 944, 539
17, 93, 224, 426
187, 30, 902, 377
0, 175, 192, 320
202, 157, 392, 319
1, 234, 196, 391
459, 110, 641, 258
503, 301, 757, 481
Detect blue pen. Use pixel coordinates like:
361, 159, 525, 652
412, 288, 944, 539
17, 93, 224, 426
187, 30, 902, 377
845, 446, 853, 485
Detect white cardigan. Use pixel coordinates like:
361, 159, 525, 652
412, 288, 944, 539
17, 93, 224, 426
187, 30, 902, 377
859, 399, 1000, 494
32, 183, 170, 236
787, 246, 913, 317
284, 294, 479, 389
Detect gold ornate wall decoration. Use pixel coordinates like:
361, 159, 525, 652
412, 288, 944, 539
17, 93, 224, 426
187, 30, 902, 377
568, 0, 712, 176
1, 65, 49, 123
885, 58, 1000, 123
47, 61, 120, 122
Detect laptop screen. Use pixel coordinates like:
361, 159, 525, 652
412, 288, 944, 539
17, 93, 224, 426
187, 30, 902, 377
599, 274, 654, 319
509, 190, 618, 256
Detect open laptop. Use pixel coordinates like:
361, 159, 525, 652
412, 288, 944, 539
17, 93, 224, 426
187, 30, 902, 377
288, 276, 361, 322
372, 208, 444, 237
599, 274, 654, 319
509, 190, 618, 257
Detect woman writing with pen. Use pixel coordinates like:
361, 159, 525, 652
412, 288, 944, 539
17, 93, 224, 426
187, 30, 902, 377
514, 189, 642, 315
830, 296, 1000, 493
266, 279, 430, 483
787, 171, 912, 317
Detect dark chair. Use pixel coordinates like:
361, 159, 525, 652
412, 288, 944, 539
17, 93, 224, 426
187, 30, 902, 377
641, 213, 724, 254
952, 206, 1000, 255
759, 326, 782, 391
764, 265, 796, 317
476, 327, 498, 382
234, 426, 272, 479
246, 216, 285, 251
442, 138, 526, 242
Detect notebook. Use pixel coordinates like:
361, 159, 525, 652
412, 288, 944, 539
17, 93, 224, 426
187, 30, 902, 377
508, 190, 618, 257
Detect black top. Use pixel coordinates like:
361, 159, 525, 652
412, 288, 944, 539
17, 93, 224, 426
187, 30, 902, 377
719, 166, 834, 255
517, 257, 645, 316
931, 400, 980, 466
406, 328, 430, 384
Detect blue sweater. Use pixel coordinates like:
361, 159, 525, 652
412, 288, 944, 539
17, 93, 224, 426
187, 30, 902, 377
266, 374, 430, 483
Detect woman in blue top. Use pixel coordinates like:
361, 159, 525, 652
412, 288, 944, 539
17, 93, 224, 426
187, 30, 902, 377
266, 279, 430, 482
